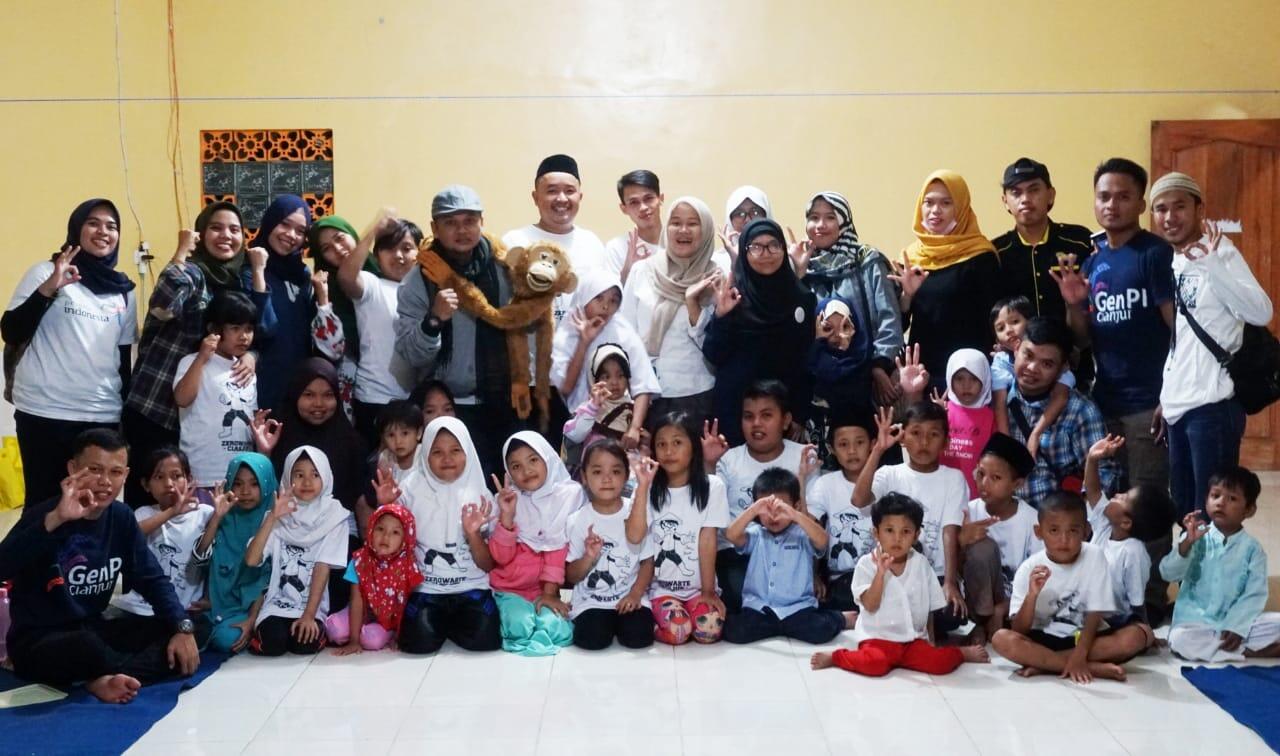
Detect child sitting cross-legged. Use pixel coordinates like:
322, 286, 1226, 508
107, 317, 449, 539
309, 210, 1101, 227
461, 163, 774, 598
992, 492, 1150, 683
326, 503, 424, 655
853, 402, 976, 634
723, 467, 856, 644
1161, 466, 1280, 662
811, 493, 988, 676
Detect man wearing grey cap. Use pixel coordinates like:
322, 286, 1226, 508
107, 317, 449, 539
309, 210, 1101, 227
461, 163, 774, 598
1151, 172, 1272, 518
394, 184, 520, 478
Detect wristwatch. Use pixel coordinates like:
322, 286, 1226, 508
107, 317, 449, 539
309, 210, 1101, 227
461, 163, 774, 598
174, 618, 195, 635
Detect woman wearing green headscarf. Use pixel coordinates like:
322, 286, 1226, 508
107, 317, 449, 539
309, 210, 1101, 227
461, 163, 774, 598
324, 211, 424, 446
200, 452, 278, 653
123, 202, 271, 504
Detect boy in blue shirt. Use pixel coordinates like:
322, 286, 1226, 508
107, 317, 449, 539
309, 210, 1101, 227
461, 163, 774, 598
722, 467, 855, 644
1161, 466, 1280, 662
0, 429, 199, 703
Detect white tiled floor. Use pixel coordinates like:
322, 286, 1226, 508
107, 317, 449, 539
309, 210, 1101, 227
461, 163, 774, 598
120, 634, 1280, 756
4, 473, 1280, 755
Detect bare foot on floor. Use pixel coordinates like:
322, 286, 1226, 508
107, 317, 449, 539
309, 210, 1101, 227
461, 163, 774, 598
86, 674, 141, 704
1015, 666, 1043, 678
842, 611, 858, 630
1089, 662, 1127, 682
961, 645, 990, 664
810, 651, 835, 670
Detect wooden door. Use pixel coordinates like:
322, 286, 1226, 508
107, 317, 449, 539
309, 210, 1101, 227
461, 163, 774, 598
1152, 119, 1280, 469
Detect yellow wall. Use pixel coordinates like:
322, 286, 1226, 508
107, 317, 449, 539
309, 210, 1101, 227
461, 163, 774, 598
3, 0, 1280, 295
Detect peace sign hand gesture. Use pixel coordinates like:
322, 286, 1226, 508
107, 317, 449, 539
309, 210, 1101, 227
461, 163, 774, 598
38, 245, 83, 297
787, 227, 813, 278
490, 474, 518, 529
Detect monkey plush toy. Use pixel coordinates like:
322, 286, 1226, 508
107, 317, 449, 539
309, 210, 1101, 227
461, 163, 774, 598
417, 235, 577, 424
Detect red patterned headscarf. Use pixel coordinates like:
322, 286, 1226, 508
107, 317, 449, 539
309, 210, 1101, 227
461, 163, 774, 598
353, 503, 424, 632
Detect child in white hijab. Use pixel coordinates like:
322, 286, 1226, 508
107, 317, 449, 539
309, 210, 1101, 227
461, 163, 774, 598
245, 445, 352, 655
488, 430, 584, 656
394, 417, 503, 654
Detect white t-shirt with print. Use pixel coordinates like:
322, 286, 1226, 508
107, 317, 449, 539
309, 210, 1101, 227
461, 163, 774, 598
566, 499, 656, 617
1010, 542, 1116, 637
7, 261, 138, 422
112, 503, 215, 616
1086, 493, 1150, 617
715, 441, 816, 551
849, 549, 945, 645
410, 498, 493, 596
967, 498, 1043, 591
353, 272, 415, 404
256, 525, 350, 625
870, 463, 968, 577
501, 224, 606, 329
173, 352, 257, 487
808, 471, 874, 575
648, 476, 730, 601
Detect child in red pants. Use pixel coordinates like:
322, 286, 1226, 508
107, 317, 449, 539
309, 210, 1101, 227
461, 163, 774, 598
811, 493, 989, 676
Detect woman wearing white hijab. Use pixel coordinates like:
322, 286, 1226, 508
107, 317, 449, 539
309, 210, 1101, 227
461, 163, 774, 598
245, 445, 352, 656
718, 186, 772, 269
620, 196, 724, 424
397, 416, 502, 653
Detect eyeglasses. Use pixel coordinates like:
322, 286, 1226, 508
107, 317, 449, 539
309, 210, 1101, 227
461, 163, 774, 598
746, 241, 784, 257
731, 207, 766, 222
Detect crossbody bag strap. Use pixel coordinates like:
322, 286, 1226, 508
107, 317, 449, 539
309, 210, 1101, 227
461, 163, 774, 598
1175, 275, 1232, 366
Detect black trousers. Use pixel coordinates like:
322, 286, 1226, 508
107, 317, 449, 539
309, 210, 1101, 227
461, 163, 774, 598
724, 606, 845, 645
15, 410, 116, 508
715, 549, 751, 614
398, 590, 502, 655
820, 572, 857, 612
9, 613, 174, 687
351, 398, 387, 453
572, 607, 656, 650
251, 615, 325, 656
122, 407, 180, 507
455, 403, 521, 484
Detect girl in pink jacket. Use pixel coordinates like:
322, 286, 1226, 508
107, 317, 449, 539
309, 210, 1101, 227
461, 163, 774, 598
488, 431, 583, 655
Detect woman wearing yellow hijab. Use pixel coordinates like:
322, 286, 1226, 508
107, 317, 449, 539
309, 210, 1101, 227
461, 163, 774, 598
891, 170, 1003, 390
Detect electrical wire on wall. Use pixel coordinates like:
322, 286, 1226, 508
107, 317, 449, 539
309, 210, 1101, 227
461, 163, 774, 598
113, 0, 150, 319
166, 0, 190, 231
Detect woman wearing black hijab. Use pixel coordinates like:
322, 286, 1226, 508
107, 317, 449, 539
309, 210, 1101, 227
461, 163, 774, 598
702, 218, 817, 446
2, 199, 138, 503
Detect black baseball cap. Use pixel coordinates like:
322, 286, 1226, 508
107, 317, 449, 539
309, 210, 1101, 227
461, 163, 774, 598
1002, 157, 1052, 190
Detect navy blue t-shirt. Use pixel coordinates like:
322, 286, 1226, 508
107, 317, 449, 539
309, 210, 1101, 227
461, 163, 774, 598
1082, 229, 1174, 416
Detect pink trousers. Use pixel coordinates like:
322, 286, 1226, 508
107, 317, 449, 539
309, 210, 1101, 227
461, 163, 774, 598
323, 607, 395, 650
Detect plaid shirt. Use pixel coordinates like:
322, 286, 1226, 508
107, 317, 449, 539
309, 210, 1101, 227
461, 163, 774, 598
1008, 389, 1119, 507
125, 263, 212, 431
126, 263, 275, 430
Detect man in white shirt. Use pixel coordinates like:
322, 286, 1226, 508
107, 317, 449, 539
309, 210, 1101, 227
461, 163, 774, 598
1151, 172, 1273, 519
604, 170, 664, 284
502, 154, 606, 450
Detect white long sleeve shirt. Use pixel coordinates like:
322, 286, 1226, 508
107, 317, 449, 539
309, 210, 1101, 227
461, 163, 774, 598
1161, 237, 1273, 424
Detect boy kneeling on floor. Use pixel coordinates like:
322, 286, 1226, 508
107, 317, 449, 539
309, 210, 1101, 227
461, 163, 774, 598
992, 492, 1149, 683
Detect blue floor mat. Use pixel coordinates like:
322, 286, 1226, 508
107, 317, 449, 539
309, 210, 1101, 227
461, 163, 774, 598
0, 652, 227, 756
1182, 664, 1280, 752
